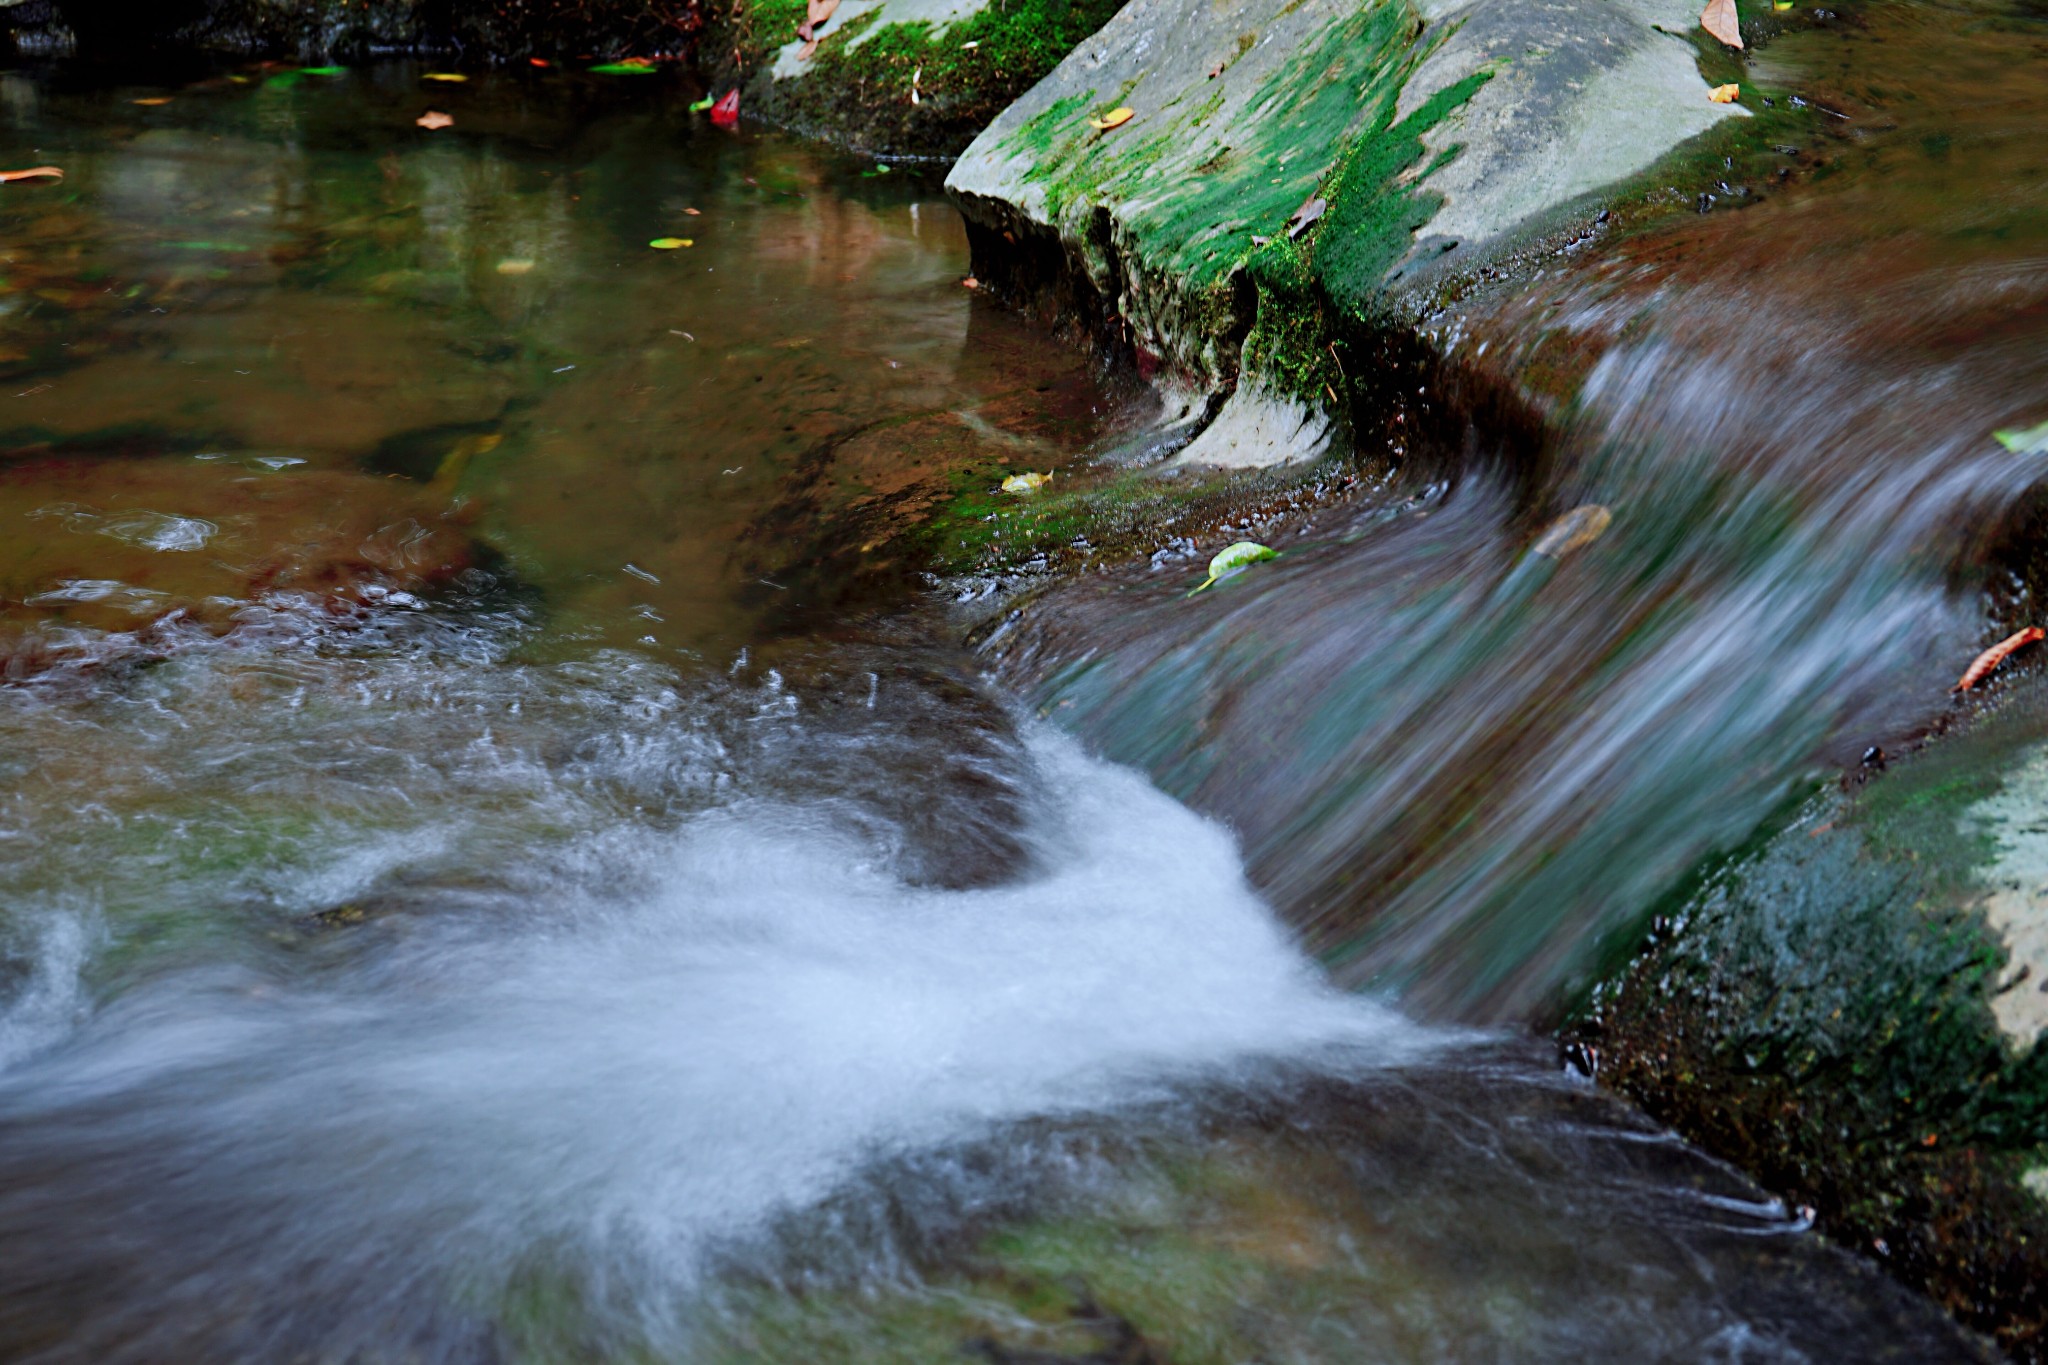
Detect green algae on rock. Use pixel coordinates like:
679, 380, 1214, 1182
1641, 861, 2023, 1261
945, 0, 1745, 466
699, 0, 1128, 158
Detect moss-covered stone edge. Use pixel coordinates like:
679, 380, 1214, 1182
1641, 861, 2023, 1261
1562, 693, 2048, 1360
699, 0, 1129, 160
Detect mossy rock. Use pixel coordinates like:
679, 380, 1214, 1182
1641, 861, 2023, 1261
698, 0, 1130, 159
944, 0, 1748, 461
1569, 685, 2048, 1359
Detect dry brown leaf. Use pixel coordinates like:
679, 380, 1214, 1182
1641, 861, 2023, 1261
797, 0, 840, 42
415, 110, 454, 130
1954, 626, 2044, 692
1286, 194, 1327, 239
1708, 82, 1741, 103
1532, 504, 1613, 560
0, 166, 63, 182
1701, 0, 1743, 48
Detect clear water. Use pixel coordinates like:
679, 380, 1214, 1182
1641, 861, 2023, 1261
0, 58, 1995, 1364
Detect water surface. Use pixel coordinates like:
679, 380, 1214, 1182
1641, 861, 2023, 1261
0, 59, 1996, 1363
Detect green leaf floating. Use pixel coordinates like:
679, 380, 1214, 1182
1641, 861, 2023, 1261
298, 66, 347, 75
689, 96, 715, 112
1995, 419, 2048, 455
1189, 540, 1278, 595
590, 63, 661, 75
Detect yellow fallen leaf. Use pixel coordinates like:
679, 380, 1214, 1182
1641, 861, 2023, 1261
1773, 1, 1793, 8
1088, 107, 1135, 130
649, 237, 693, 249
1001, 471, 1053, 494
1708, 82, 1741, 103
424, 72, 468, 82
495, 259, 537, 275
1700, 0, 1743, 48
416, 110, 454, 130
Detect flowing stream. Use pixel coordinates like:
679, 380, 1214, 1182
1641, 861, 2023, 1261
0, 39, 2022, 1364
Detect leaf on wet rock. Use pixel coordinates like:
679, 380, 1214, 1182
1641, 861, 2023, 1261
1088, 107, 1135, 131
1701, 0, 1744, 48
1286, 195, 1327, 240
1189, 541, 1278, 594
1995, 420, 2048, 455
649, 237, 694, 249
798, 0, 841, 43
416, 110, 454, 130
1954, 627, 2044, 692
1708, 83, 1741, 103
1532, 504, 1613, 560
1001, 471, 1053, 494
710, 90, 740, 127
0, 166, 63, 182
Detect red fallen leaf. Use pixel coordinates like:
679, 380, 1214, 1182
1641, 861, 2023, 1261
529, 58, 551, 67
0, 166, 63, 182
1953, 626, 2044, 692
1701, 0, 1743, 48
709, 89, 740, 128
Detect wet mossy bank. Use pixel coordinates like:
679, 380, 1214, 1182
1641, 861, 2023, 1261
1565, 686, 2048, 1361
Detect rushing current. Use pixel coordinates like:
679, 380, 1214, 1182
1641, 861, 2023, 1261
0, 27, 2020, 1365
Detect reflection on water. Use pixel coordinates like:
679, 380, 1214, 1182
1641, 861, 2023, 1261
0, 51, 2000, 1365
0, 62, 1116, 667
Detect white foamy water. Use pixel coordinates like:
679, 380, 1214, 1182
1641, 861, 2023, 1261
0, 715, 1430, 1356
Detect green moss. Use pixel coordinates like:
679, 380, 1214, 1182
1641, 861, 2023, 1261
986, 0, 1490, 410
711, 0, 1128, 157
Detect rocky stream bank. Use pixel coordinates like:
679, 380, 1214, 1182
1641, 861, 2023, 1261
4, 0, 2046, 1356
